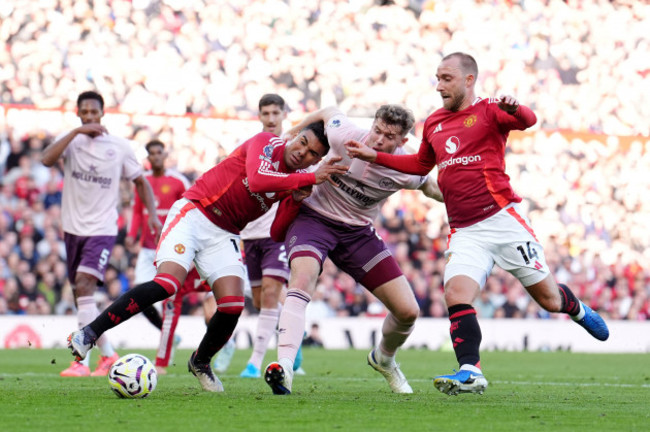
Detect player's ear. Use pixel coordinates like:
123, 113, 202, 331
398, 137, 408, 147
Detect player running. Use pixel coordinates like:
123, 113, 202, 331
212, 94, 306, 378
41, 91, 161, 377
264, 104, 442, 395
67, 121, 348, 392
346, 52, 609, 396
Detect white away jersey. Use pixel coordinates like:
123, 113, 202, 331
60, 132, 143, 236
304, 114, 427, 226
240, 202, 278, 240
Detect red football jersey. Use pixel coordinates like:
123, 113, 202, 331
184, 132, 316, 233
376, 97, 537, 228
128, 170, 189, 249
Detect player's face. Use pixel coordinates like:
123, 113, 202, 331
367, 118, 407, 154
259, 104, 286, 136
77, 99, 103, 124
436, 57, 471, 112
147, 146, 166, 171
284, 130, 326, 170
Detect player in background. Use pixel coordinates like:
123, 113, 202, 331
264, 104, 443, 395
67, 121, 348, 392
346, 52, 609, 396
41, 91, 161, 377
124, 139, 193, 374
213, 94, 306, 378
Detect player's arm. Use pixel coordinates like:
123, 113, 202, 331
270, 186, 313, 242
418, 176, 444, 202
133, 175, 162, 240
495, 95, 537, 130
125, 190, 144, 250
282, 107, 343, 141
346, 138, 435, 176
41, 124, 108, 166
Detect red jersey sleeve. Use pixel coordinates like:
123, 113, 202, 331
245, 134, 316, 193
493, 104, 537, 133
127, 190, 144, 240
270, 195, 302, 242
374, 140, 436, 176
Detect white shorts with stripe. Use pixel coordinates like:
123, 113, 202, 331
444, 203, 550, 288
155, 198, 247, 286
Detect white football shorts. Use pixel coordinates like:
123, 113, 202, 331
133, 247, 157, 284
444, 203, 550, 288
155, 198, 247, 287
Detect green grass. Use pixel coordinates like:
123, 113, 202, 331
1, 348, 648, 432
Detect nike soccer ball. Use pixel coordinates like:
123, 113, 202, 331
107, 353, 157, 398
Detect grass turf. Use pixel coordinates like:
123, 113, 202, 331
1, 348, 648, 432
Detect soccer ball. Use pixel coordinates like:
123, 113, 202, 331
107, 353, 157, 399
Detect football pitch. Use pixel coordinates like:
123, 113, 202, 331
1, 348, 648, 432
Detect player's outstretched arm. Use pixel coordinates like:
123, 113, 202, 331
281, 107, 343, 142
345, 140, 377, 162
495, 95, 537, 129
313, 156, 349, 186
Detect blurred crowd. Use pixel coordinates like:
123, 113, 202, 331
1, 0, 649, 322
1, 0, 648, 137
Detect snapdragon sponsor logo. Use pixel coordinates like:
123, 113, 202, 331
438, 154, 482, 170
242, 178, 270, 212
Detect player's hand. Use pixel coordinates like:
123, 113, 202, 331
292, 185, 313, 202
147, 215, 163, 244
280, 127, 300, 142
76, 123, 107, 137
497, 95, 519, 114
313, 156, 349, 186
345, 140, 377, 162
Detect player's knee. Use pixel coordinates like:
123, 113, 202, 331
289, 273, 318, 292
396, 305, 419, 325
74, 275, 97, 297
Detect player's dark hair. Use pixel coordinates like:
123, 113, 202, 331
374, 104, 415, 136
259, 94, 286, 111
145, 139, 165, 154
301, 121, 329, 150
77, 91, 104, 110
443, 52, 479, 79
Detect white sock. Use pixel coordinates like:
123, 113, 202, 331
279, 357, 294, 375
77, 296, 114, 357
460, 364, 483, 374
248, 308, 279, 369
79, 354, 91, 367
375, 347, 396, 367
276, 289, 310, 365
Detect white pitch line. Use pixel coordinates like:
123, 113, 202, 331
4, 373, 649, 389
